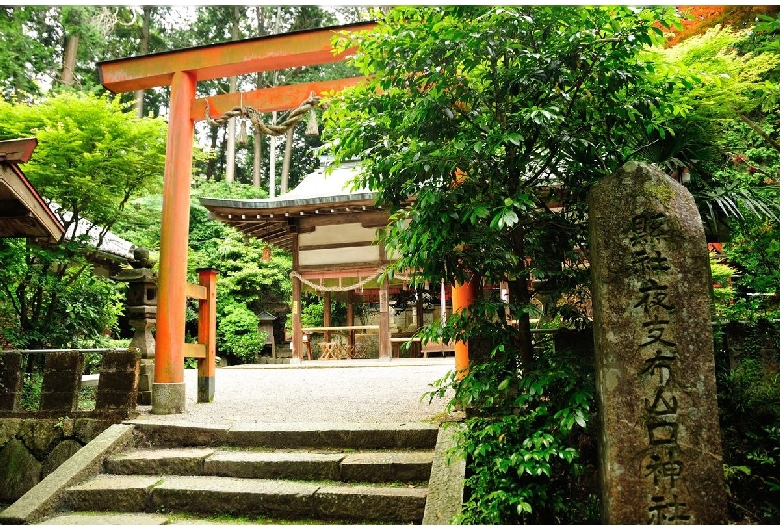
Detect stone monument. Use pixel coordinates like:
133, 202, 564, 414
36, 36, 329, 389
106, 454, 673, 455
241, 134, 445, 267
589, 162, 727, 524
113, 247, 157, 406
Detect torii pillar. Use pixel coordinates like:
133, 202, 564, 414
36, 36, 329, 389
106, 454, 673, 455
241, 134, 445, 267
97, 23, 374, 414
451, 277, 476, 378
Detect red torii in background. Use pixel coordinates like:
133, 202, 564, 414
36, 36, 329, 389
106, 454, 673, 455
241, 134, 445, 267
97, 22, 374, 414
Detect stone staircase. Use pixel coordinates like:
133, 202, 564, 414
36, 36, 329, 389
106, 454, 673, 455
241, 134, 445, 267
8, 421, 463, 525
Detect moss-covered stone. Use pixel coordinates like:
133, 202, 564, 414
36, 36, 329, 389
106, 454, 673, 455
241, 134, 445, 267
42, 439, 83, 478
20, 420, 62, 461
0, 438, 41, 501
0, 417, 22, 447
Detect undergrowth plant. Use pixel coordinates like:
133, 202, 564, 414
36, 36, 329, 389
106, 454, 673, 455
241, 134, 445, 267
428, 341, 599, 524
715, 320, 780, 523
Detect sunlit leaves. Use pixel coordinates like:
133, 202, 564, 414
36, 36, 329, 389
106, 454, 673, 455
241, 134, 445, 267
0, 92, 166, 234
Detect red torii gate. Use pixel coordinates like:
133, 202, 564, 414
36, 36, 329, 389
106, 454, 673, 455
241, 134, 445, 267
97, 22, 374, 414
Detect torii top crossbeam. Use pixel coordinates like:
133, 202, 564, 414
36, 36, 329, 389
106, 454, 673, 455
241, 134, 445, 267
97, 22, 375, 415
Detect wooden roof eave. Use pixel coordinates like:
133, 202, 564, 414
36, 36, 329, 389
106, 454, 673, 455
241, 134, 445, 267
0, 138, 65, 241
200, 193, 378, 217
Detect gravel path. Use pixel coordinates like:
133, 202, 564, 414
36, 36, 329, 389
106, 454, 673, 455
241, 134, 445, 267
134, 358, 457, 425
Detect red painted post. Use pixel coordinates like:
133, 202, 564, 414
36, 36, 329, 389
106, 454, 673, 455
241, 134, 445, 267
452, 278, 476, 378
197, 268, 218, 403
153, 70, 196, 414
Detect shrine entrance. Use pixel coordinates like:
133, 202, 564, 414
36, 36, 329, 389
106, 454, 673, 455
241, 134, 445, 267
97, 22, 374, 414
97, 22, 473, 415
200, 159, 461, 363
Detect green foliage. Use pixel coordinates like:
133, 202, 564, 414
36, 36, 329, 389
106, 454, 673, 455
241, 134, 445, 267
187, 181, 292, 362
20, 372, 43, 411
634, 25, 780, 239
429, 345, 597, 524
325, 6, 684, 365
725, 218, 780, 320
0, 91, 166, 233
0, 7, 59, 102
716, 321, 780, 523
300, 296, 324, 328
215, 303, 267, 363
110, 195, 163, 252
0, 239, 124, 349
0, 92, 163, 350
710, 256, 737, 320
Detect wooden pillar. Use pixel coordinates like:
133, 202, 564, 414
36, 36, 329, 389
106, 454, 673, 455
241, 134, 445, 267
197, 267, 217, 403
452, 277, 476, 378
379, 278, 391, 360
347, 290, 355, 353
415, 289, 424, 329
291, 233, 303, 363
323, 291, 331, 342
153, 69, 196, 414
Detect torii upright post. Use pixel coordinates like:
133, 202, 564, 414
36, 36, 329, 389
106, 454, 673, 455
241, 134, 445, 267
97, 22, 375, 414
153, 71, 196, 413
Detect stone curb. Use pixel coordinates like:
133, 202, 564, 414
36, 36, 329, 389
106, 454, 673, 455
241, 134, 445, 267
422, 422, 466, 525
0, 423, 135, 525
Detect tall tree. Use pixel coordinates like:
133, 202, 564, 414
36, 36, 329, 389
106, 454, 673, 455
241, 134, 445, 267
0, 6, 59, 102
324, 5, 682, 365
324, 6, 689, 522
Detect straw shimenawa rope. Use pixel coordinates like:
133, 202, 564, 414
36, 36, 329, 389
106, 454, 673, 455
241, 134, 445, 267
290, 268, 415, 293
205, 92, 322, 137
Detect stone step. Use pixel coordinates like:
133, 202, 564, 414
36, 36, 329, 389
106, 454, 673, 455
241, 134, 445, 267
63, 474, 428, 523
37, 512, 170, 525
129, 421, 439, 450
105, 447, 434, 483
36, 511, 363, 525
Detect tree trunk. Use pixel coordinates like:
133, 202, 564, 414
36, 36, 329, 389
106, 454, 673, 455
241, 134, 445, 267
253, 130, 262, 188
509, 228, 535, 366
206, 125, 218, 180
253, 6, 266, 188
134, 6, 151, 118
281, 127, 293, 194
225, 6, 241, 183
60, 34, 79, 87
509, 277, 535, 367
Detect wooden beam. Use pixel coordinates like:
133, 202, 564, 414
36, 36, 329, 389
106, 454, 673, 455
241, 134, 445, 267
98, 22, 376, 93
185, 283, 207, 301
193, 77, 366, 120
183, 342, 207, 359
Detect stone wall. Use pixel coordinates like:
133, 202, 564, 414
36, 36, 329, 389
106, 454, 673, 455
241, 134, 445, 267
0, 417, 115, 502
0, 348, 140, 503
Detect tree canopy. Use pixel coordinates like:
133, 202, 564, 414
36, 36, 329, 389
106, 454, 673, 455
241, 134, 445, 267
0, 92, 166, 349
324, 5, 684, 363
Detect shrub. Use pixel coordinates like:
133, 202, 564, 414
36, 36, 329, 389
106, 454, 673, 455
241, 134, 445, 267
428, 343, 598, 524
216, 305, 267, 364
716, 320, 780, 523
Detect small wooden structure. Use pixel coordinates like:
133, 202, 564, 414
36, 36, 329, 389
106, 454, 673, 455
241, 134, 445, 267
201, 159, 428, 362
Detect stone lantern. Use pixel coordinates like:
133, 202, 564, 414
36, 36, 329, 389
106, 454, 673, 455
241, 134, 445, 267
113, 247, 157, 406
257, 311, 276, 358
